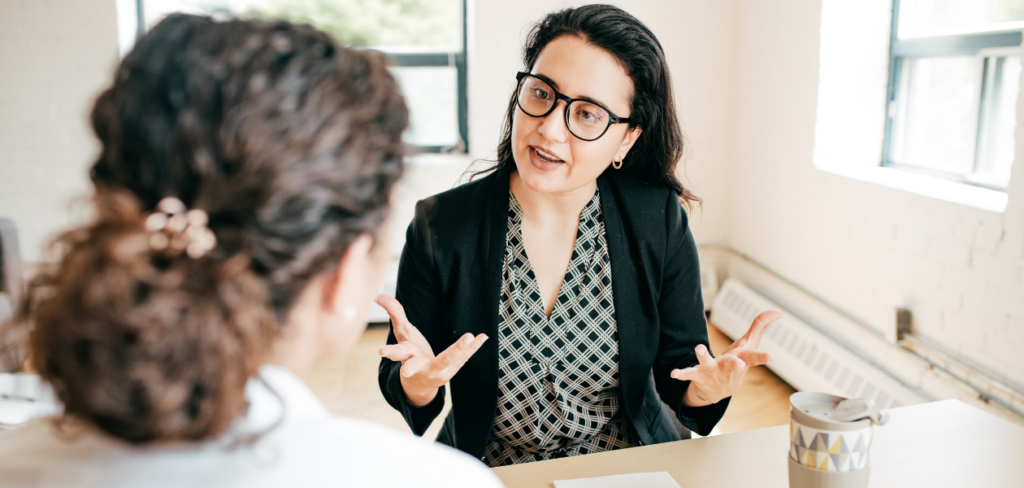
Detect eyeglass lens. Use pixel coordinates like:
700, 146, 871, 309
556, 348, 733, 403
517, 76, 611, 141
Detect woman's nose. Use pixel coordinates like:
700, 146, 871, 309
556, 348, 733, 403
537, 101, 569, 143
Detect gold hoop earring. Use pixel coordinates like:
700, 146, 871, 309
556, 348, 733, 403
612, 157, 623, 170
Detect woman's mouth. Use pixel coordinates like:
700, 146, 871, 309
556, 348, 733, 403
529, 146, 565, 171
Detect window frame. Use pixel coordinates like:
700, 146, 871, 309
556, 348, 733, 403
881, 0, 1023, 191
133, 0, 469, 154
386, 47, 468, 154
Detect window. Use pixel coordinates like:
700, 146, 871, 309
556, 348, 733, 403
121, 0, 468, 153
883, 0, 1023, 190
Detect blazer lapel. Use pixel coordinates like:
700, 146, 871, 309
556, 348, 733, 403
453, 163, 510, 458
597, 172, 648, 432
486, 165, 512, 278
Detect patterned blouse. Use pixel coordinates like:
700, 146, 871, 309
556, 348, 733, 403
484, 188, 639, 467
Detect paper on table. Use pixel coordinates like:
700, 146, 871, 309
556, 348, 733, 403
553, 471, 681, 488
0, 401, 41, 428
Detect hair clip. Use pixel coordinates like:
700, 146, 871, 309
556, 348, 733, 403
144, 197, 217, 259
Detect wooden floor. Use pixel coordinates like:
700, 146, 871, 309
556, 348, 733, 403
304, 320, 795, 438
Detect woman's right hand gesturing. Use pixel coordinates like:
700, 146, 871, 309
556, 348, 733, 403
376, 295, 489, 407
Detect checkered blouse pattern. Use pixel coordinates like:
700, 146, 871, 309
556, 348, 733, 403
484, 189, 638, 467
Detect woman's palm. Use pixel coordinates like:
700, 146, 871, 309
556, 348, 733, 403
376, 295, 488, 406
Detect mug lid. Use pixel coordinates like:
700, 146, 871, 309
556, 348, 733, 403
790, 392, 871, 431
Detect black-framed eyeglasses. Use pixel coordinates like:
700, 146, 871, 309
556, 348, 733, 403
515, 71, 632, 142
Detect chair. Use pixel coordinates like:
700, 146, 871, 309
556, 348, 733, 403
0, 220, 23, 371
0, 218, 22, 309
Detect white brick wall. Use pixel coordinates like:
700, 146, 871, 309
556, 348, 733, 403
729, 0, 1024, 388
0, 0, 119, 262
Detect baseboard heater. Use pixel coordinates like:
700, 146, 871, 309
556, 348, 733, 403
710, 278, 927, 409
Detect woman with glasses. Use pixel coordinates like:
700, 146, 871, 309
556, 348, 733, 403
378, 4, 781, 467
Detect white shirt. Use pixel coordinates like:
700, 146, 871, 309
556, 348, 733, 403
0, 365, 504, 488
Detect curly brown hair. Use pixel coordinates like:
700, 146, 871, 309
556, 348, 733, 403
1, 13, 407, 444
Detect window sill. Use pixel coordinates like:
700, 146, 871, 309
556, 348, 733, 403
815, 163, 1008, 213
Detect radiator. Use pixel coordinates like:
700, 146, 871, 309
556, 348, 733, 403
710, 278, 927, 409
700, 267, 719, 312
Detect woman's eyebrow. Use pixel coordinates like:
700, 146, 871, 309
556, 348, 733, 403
575, 95, 610, 109
533, 72, 615, 110
533, 72, 561, 90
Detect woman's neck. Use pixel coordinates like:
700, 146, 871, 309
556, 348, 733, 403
266, 282, 326, 379
510, 170, 597, 226
267, 319, 319, 379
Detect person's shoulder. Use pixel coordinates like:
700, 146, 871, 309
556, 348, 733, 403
604, 171, 688, 229
321, 417, 493, 469
606, 171, 678, 205
286, 416, 504, 488
416, 166, 500, 219
0, 420, 135, 486
408, 165, 506, 243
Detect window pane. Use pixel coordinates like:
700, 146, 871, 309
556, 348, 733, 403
975, 56, 1020, 186
890, 56, 983, 174
390, 67, 460, 148
143, 0, 463, 49
139, 0, 466, 150
899, 0, 1024, 38
143, 0, 223, 27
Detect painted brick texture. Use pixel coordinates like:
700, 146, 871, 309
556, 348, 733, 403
730, 0, 1024, 388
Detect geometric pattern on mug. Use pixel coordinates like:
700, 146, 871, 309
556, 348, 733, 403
790, 421, 872, 472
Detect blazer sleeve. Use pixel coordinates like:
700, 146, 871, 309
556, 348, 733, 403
652, 193, 730, 436
378, 199, 447, 435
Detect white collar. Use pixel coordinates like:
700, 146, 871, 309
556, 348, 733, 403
228, 364, 329, 437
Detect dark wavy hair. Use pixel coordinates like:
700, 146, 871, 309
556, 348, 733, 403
1, 13, 407, 444
491, 4, 698, 208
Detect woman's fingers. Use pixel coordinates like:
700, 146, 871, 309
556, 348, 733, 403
673, 347, 744, 381
374, 294, 406, 319
671, 344, 718, 383
737, 349, 774, 368
725, 356, 747, 371
694, 343, 718, 370
400, 356, 430, 378
433, 333, 489, 379
723, 335, 748, 355
744, 310, 783, 351
378, 342, 420, 362
376, 295, 434, 354
375, 294, 412, 338
672, 344, 765, 401
379, 341, 432, 378
671, 366, 700, 382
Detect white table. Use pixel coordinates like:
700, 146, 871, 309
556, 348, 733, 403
491, 400, 1024, 488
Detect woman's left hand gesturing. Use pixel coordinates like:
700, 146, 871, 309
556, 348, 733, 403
670, 310, 783, 407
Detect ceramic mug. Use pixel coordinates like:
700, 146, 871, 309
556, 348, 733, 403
788, 392, 881, 488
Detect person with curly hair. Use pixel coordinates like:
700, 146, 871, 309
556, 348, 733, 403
0, 13, 502, 488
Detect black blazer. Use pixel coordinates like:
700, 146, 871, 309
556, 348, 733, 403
378, 164, 729, 460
